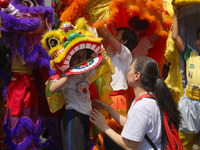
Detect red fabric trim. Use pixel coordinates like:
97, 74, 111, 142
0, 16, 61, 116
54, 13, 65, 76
110, 90, 126, 96
134, 93, 155, 104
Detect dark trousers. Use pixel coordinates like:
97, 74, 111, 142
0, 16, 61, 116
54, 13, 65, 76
61, 109, 90, 150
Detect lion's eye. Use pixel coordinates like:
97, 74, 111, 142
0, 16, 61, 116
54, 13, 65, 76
64, 23, 69, 28
46, 37, 61, 49
21, 0, 37, 7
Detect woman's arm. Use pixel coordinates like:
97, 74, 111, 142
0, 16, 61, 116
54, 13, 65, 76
108, 106, 127, 127
90, 109, 141, 150
105, 128, 141, 150
92, 100, 126, 126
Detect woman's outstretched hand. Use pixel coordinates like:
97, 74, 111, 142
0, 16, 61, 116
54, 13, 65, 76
90, 109, 109, 132
92, 100, 110, 111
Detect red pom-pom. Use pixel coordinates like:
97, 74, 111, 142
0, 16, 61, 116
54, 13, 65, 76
0, 0, 10, 8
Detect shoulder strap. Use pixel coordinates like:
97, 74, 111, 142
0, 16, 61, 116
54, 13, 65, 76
134, 93, 155, 104
145, 134, 158, 150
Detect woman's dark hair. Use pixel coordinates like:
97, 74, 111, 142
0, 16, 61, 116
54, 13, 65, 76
128, 15, 149, 32
117, 27, 138, 50
134, 56, 181, 129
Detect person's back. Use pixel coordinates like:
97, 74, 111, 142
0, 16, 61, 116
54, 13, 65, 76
108, 27, 136, 92
109, 44, 132, 92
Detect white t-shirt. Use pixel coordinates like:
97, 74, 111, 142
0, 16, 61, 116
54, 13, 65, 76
109, 44, 132, 91
121, 97, 162, 150
62, 70, 95, 116
132, 36, 153, 59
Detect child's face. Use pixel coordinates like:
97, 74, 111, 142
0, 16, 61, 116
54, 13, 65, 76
70, 49, 87, 67
196, 32, 200, 51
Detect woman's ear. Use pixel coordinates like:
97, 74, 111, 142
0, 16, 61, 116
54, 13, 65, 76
135, 72, 141, 81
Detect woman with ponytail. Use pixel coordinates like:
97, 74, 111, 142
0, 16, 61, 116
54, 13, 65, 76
90, 56, 181, 150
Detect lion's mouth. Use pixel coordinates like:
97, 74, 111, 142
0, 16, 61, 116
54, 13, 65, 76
54, 40, 102, 73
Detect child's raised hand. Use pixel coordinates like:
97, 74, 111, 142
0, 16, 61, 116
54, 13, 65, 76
90, 109, 109, 132
92, 100, 109, 111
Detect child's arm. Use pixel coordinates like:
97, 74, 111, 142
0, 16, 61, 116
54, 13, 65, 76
50, 74, 72, 93
97, 25, 122, 54
172, 1, 185, 53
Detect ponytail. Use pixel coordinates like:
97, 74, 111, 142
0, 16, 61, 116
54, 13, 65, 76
154, 78, 181, 129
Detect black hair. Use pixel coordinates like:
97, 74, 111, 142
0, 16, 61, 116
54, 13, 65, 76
134, 57, 181, 129
197, 28, 200, 37
117, 27, 138, 50
128, 15, 149, 32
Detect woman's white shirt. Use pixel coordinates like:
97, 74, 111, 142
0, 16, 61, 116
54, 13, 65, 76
121, 97, 162, 150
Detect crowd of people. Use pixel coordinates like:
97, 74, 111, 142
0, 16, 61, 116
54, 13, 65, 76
0, 0, 200, 150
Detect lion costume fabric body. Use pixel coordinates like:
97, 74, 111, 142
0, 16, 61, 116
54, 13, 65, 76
0, 0, 63, 149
